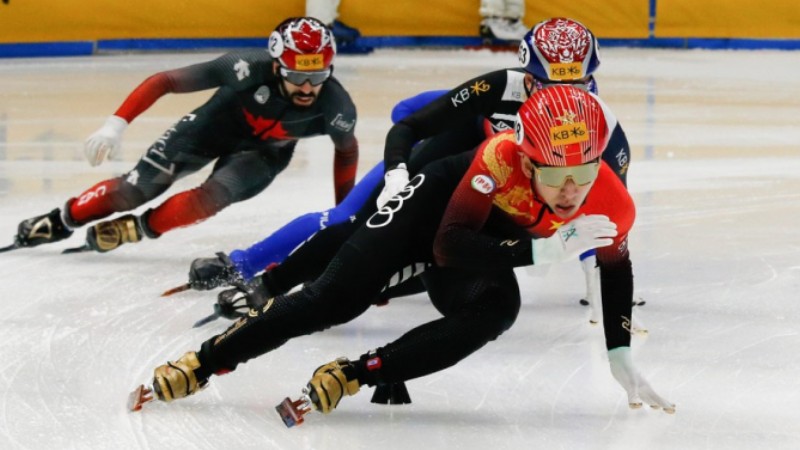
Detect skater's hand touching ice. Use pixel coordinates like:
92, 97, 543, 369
608, 347, 675, 414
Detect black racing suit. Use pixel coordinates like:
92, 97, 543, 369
197, 150, 526, 385
261, 68, 630, 295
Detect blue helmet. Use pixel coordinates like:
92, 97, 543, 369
518, 18, 600, 82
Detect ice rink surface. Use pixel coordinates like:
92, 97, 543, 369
0, 47, 799, 449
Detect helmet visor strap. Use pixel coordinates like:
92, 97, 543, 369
533, 162, 600, 188
279, 67, 331, 86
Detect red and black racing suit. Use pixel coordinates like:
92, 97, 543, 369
261, 68, 630, 298
192, 131, 636, 388
67, 50, 358, 236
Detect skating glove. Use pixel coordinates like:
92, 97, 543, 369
376, 163, 409, 208
608, 347, 675, 413
532, 215, 617, 265
84, 115, 128, 166
215, 276, 271, 320
188, 252, 244, 291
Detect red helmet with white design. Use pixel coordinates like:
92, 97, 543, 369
268, 17, 336, 72
514, 85, 614, 167
518, 17, 600, 82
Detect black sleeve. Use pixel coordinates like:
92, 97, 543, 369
383, 70, 510, 171
600, 123, 631, 187
600, 257, 634, 350
321, 78, 358, 148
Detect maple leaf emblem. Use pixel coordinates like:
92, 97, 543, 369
243, 109, 292, 140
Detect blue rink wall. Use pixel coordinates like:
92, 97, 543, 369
1, 0, 799, 57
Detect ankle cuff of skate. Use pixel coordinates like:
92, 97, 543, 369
61, 200, 80, 229
138, 210, 161, 239
355, 351, 386, 387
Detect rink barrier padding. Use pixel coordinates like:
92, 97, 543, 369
1, 0, 799, 57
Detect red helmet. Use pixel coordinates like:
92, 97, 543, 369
518, 17, 600, 82
514, 85, 613, 166
268, 17, 336, 71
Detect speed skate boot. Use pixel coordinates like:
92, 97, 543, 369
7, 208, 73, 250
85, 214, 143, 253
153, 351, 208, 402
128, 351, 209, 411
276, 357, 361, 427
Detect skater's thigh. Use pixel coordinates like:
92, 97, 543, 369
206, 146, 294, 201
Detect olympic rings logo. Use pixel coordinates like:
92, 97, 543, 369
366, 174, 426, 229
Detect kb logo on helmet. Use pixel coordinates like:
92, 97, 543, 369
549, 122, 588, 145
295, 54, 324, 70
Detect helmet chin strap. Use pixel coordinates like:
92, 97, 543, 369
277, 79, 288, 98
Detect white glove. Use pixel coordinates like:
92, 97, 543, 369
532, 214, 617, 265
84, 115, 128, 166
608, 347, 675, 413
376, 163, 409, 208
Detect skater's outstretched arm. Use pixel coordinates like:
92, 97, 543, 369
86, 51, 272, 167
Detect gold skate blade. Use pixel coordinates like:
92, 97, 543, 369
275, 397, 311, 428
127, 384, 154, 412
161, 283, 191, 297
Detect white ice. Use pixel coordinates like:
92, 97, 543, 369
0, 48, 799, 450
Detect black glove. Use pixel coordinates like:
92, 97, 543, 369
188, 252, 244, 291
215, 276, 271, 320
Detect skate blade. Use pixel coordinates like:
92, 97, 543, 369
275, 397, 311, 428
161, 283, 192, 297
128, 384, 154, 412
62, 244, 92, 254
192, 312, 221, 328
0, 242, 21, 253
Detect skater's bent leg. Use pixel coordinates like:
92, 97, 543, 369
68, 137, 210, 226
197, 244, 390, 377
145, 179, 234, 235
356, 269, 521, 386
230, 211, 328, 279
68, 176, 161, 226
260, 219, 360, 294
147, 149, 290, 236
